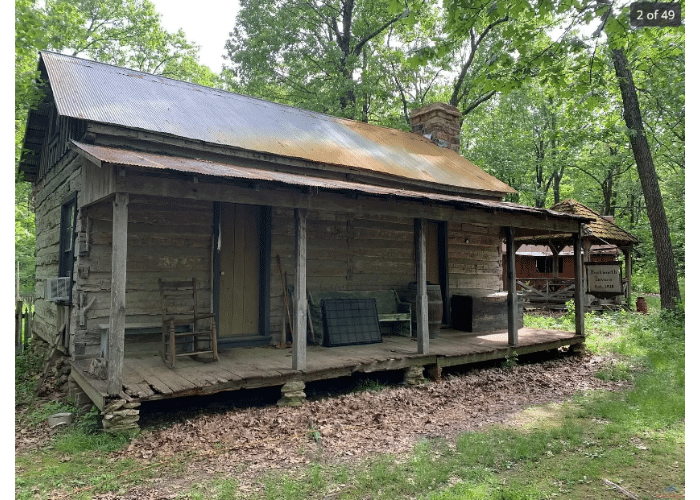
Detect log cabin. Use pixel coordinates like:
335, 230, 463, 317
19, 52, 591, 429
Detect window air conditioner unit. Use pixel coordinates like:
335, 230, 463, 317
46, 277, 71, 302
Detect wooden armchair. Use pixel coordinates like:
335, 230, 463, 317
159, 278, 218, 368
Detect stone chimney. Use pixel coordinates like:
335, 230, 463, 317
410, 103, 462, 152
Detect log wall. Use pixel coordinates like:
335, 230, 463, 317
269, 208, 418, 343
268, 208, 503, 343
30, 132, 505, 354
72, 195, 213, 358
32, 152, 82, 346
447, 220, 504, 296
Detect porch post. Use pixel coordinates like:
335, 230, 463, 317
623, 247, 632, 299
108, 193, 128, 396
505, 227, 518, 347
573, 226, 585, 337
582, 239, 592, 309
548, 243, 559, 279
293, 208, 307, 371
415, 218, 429, 354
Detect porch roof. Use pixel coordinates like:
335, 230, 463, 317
514, 244, 619, 256
71, 141, 591, 230
516, 199, 639, 248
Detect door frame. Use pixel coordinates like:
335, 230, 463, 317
429, 219, 450, 325
212, 202, 271, 347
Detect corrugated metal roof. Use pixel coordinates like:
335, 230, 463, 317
42, 51, 515, 196
70, 141, 590, 223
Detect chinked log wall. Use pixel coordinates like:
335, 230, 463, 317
32, 151, 82, 345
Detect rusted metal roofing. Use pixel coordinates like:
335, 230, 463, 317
41, 51, 515, 196
70, 141, 589, 224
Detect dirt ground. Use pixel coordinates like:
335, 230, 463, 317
16, 350, 629, 499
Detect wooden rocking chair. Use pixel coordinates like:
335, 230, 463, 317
159, 278, 218, 368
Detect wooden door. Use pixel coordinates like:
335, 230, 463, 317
219, 203, 260, 336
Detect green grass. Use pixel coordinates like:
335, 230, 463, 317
353, 378, 388, 393
223, 301, 684, 500
15, 299, 685, 499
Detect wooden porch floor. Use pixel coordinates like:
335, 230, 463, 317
71, 328, 583, 409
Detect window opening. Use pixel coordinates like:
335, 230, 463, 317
58, 193, 77, 278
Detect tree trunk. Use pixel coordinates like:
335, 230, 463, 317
611, 48, 681, 310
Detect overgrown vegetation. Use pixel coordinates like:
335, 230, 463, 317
15, 297, 684, 499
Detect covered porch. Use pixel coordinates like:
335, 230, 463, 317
71, 326, 585, 410
69, 144, 592, 428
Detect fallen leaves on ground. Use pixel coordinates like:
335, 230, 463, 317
17, 352, 629, 499
113, 354, 626, 486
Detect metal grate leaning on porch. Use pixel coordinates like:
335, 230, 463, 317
321, 298, 382, 347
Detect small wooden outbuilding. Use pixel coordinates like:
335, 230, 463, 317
19, 52, 591, 428
507, 199, 639, 310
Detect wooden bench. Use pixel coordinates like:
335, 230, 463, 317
307, 290, 412, 344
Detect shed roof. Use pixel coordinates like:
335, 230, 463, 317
70, 141, 590, 225
21, 51, 515, 197
517, 199, 639, 247
514, 244, 619, 256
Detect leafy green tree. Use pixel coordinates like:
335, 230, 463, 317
445, 0, 683, 309
15, 182, 36, 297
599, 4, 683, 310
16, 0, 49, 162
15, 0, 49, 296
224, 0, 420, 121
437, 0, 588, 117
15, 0, 220, 296
462, 82, 586, 208
43, 0, 221, 84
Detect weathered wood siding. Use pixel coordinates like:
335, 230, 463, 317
72, 195, 213, 358
447, 220, 504, 297
32, 152, 83, 345
268, 209, 503, 343
33, 149, 505, 354
270, 208, 416, 342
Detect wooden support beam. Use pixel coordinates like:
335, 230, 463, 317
505, 227, 518, 347
118, 171, 585, 234
573, 227, 585, 337
582, 239, 592, 308
547, 243, 559, 279
415, 218, 429, 355
70, 366, 105, 410
107, 193, 128, 396
293, 208, 307, 371
623, 247, 633, 299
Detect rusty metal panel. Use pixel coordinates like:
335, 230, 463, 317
43, 51, 515, 195
70, 141, 589, 224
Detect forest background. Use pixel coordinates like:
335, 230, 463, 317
14, 0, 685, 307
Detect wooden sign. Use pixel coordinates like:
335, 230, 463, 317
586, 262, 623, 296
